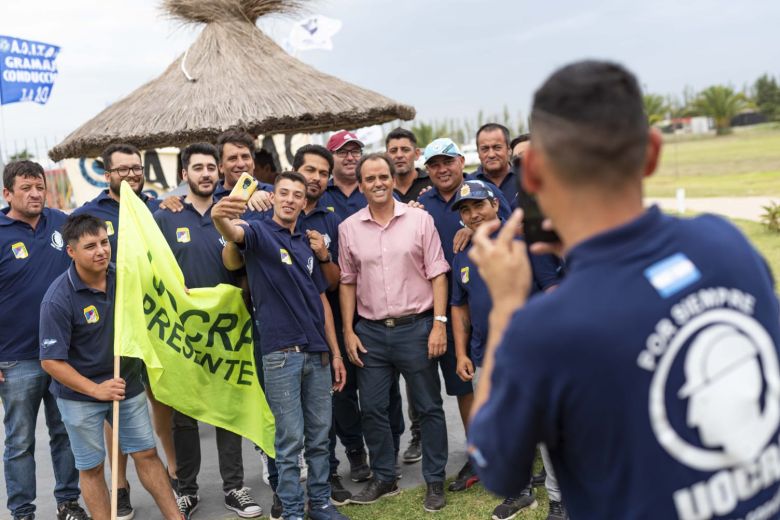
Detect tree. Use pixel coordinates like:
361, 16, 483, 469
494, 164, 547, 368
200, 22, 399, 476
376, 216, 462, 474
691, 85, 750, 135
9, 149, 33, 161
753, 74, 780, 121
643, 94, 667, 125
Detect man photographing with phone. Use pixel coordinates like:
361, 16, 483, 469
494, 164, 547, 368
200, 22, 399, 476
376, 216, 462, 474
467, 60, 780, 519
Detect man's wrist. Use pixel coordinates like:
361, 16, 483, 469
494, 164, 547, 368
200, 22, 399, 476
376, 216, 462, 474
318, 250, 332, 263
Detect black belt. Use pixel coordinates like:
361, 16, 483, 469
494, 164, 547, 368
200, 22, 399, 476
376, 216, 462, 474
364, 310, 433, 328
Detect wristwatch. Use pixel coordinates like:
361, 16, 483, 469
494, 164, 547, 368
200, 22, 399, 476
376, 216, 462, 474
434, 315, 448, 324
318, 252, 332, 264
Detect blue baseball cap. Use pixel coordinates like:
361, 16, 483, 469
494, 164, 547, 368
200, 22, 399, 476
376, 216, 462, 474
423, 137, 464, 164
451, 180, 497, 211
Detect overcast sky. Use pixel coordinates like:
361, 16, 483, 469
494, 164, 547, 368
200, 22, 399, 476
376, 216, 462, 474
1, 0, 778, 156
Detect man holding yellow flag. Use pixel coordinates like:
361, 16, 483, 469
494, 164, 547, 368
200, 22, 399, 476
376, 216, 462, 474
39, 214, 182, 520
154, 143, 262, 519
213, 171, 349, 520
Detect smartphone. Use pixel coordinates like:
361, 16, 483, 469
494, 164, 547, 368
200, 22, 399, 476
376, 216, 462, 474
229, 172, 258, 201
515, 165, 559, 244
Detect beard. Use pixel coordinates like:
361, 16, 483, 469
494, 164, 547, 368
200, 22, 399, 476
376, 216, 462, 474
188, 178, 215, 198
109, 176, 144, 197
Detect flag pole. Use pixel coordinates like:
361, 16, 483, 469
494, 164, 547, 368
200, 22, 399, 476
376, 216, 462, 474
111, 355, 120, 520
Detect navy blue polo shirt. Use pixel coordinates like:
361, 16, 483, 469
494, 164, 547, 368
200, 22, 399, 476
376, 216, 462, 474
240, 218, 329, 355
72, 190, 161, 263
450, 231, 562, 366
0, 208, 70, 361
213, 179, 273, 201
468, 166, 518, 202
395, 168, 433, 204
39, 264, 143, 402
321, 180, 367, 220
154, 199, 236, 288
469, 206, 780, 519
418, 186, 511, 265
298, 199, 343, 327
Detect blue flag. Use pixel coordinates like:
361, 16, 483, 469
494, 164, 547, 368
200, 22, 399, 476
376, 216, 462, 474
0, 35, 60, 106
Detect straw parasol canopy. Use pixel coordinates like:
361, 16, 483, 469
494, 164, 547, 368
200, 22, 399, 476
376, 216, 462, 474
49, 0, 415, 161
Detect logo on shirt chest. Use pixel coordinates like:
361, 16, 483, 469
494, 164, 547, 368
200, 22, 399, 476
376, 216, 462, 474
176, 227, 191, 243
307, 256, 314, 275
11, 241, 28, 259
83, 305, 100, 324
326, 206, 335, 212
50, 231, 64, 251
105, 221, 115, 236
461, 266, 470, 284
280, 248, 293, 265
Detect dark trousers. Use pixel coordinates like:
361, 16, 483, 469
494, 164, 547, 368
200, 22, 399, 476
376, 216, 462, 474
329, 332, 405, 474
173, 411, 244, 495
356, 317, 447, 483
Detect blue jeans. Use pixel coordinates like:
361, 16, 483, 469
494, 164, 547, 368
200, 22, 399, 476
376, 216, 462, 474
356, 317, 448, 483
0, 360, 80, 518
263, 351, 332, 519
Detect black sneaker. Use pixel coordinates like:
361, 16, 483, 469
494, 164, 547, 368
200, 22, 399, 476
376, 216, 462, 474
307, 502, 349, 520
56, 500, 90, 520
117, 486, 134, 520
349, 479, 400, 505
177, 494, 199, 519
423, 481, 445, 513
329, 474, 352, 506
224, 487, 262, 518
447, 461, 479, 492
270, 493, 283, 520
491, 489, 538, 520
346, 448, 372, 482
547, 500, 568, 520
531, 468, 546, 487
402, 432, 422, 463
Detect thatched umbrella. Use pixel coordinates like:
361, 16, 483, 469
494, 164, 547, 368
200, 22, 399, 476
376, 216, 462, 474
49, 0, 415, 161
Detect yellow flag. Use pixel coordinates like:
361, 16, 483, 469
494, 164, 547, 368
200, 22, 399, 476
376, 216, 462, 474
115, 182, 275, 456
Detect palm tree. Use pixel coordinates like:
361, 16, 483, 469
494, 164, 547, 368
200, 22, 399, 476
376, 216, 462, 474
692, 86, 750, 135
643, 94, 667, 125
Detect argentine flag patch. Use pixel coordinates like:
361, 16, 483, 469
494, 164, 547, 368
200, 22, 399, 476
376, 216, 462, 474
644, 253, 701, 298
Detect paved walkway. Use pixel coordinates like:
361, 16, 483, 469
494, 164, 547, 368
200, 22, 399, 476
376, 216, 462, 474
646, 196, 775, 222
0, 378, 469, 519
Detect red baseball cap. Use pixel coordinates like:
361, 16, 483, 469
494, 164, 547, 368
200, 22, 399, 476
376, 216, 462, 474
326, 130, 365, 152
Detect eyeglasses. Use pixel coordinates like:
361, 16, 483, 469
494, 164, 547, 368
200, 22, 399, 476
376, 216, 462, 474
106, 165, 143, 177
335, 149, 363, 159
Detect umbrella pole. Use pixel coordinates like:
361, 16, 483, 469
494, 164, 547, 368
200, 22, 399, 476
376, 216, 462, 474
111, 355, 120, 520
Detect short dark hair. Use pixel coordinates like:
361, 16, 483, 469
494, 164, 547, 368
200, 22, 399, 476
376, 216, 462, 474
216, 129, 255, 162
62, 214, 107, 246
102, 143, 141, 171
254, 148, 275, 169
385, 127, 417, 146
476, 123, 510, 147
3, 160, 45, 191
530, 60, 648, 186
292, 144, 334, 174
273, 170, 307, 190
356, 153, 395, 183
181, 143, 218, 169
510, 133, 530, 151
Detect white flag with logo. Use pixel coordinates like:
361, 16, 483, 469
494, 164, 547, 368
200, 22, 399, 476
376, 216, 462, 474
286, 15, 342, 52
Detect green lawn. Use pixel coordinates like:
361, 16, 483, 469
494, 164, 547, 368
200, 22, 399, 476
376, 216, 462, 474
646, 123, 780, 197
733, 217, 780, 282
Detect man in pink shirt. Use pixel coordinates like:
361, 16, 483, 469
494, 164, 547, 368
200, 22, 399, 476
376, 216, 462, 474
338, 153, 451, 513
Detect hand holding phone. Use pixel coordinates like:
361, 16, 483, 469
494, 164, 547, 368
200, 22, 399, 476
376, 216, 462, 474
229, 172, 259, 202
